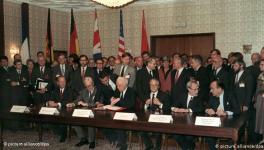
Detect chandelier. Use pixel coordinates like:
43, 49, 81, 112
92, 0, 135, 8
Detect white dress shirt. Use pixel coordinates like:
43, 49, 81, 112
218, 91, 233, 115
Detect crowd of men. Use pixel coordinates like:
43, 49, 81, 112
0, 48, 263, 150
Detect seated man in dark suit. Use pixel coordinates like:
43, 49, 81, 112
171, 80, 204, 150
141, 78, 170, 150
110, 77, 136, 150
46, 76, 75, 142
205, 80, 240, 150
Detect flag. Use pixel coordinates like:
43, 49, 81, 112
45, 8, 53, 63
69, 9, 80, 55
93, 9, 102, 60
118, 10, 125, 57
21, 3, 30, 64
141, 10, 149, 54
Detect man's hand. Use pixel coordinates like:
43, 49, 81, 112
96, 103, 104, 108
111, 97, 120, 106
48, 101, 58, 107
206, 109, 216, 116
66, 103, 75, 108
242, 106, 248, 112
11, 81, 18, 86
153, 98, 162, 106
216, 109, 227, 116
145, 99, 152, 105
78, 101, 88, 107
172, 107, 189, 113
37, 88, 46, 94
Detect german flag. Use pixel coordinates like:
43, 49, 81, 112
69, 9, 79, 55
45, 8, 53, 63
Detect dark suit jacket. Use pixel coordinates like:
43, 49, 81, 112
207, 91, 240, 115
135, 67, 159, 100
93, 67, 111, 86
230, 70, 254, 107
190, 66, 210, 102
31, 65, 52, 91
49, 87, 75, 108
70, 66, 95, 94
171, 68, 191, 104
113, 87, 136, 109
143, 91, 170, 111
209, 67, 230, 90
172, 92, 204, 113
51, 64, 72, 83
247, 62, 261, 93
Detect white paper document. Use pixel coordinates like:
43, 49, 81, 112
195, 116, 221, 127
113, 112, 137, 121
10, 105, 29, 113
148, 114, 173, 123
72, 109, 94, 118
39, 107, 59, 115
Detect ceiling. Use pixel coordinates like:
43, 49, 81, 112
6, 0, 193, 11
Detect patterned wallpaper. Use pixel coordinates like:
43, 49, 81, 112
4, 0, 264, 64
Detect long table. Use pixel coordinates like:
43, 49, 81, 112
0, 107, 249, 148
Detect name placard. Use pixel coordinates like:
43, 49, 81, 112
10, 105, 29, 113
195, 116, 221, 127
72, 109, 94, 118
113, 112, 137, 121
148, 114, 173, 123
39, 107, 59, 115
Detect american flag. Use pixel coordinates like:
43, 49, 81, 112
118, 10, 125, 57
93, 9, 102, 60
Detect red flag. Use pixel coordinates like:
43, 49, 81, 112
93, 9, 102, 60
69, 9, 80, 55
45, 8, 53, 62
141, 10, 149, 54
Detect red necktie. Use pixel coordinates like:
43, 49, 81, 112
81, 67, 85, 78
174, 70, 179, 84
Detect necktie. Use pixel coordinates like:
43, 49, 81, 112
188, 96, 193, 108
61, 65, 65, 76
81, 67, 85, 78
60, 89, 63, 98
18, 70, 21, 80
150, 70, 153, 77
174, 70, 179, 84
151, 93, 155, 105
40, 67, 44, 77
213, 69, 217, 76
120, 92, 123, 100
235, 73, 239, 84
120, 66, 125, 77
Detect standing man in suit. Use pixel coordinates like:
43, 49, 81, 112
113, 52, 136, 88
209, 57, 230, 90
51, 53, 72, 84
9, 59, 29, 106
110, 77, 136, 150
141, 78, 170, 150
134, 56, 143, 71
70, 55, 94, 94
171, 57, 191, 105
70, 77, 100, 148
190, 55, 210, 103
32, 56, 52, 105
231, 60, 254, 111
205, 80, 240, 150
47, 76, 75, 142
0, 56, 11, 111
171, 80, 204, 150
106, 56, 116, 74
93, 58, 110, 86
206, 49, 221, 73
136, 58, 159, 101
